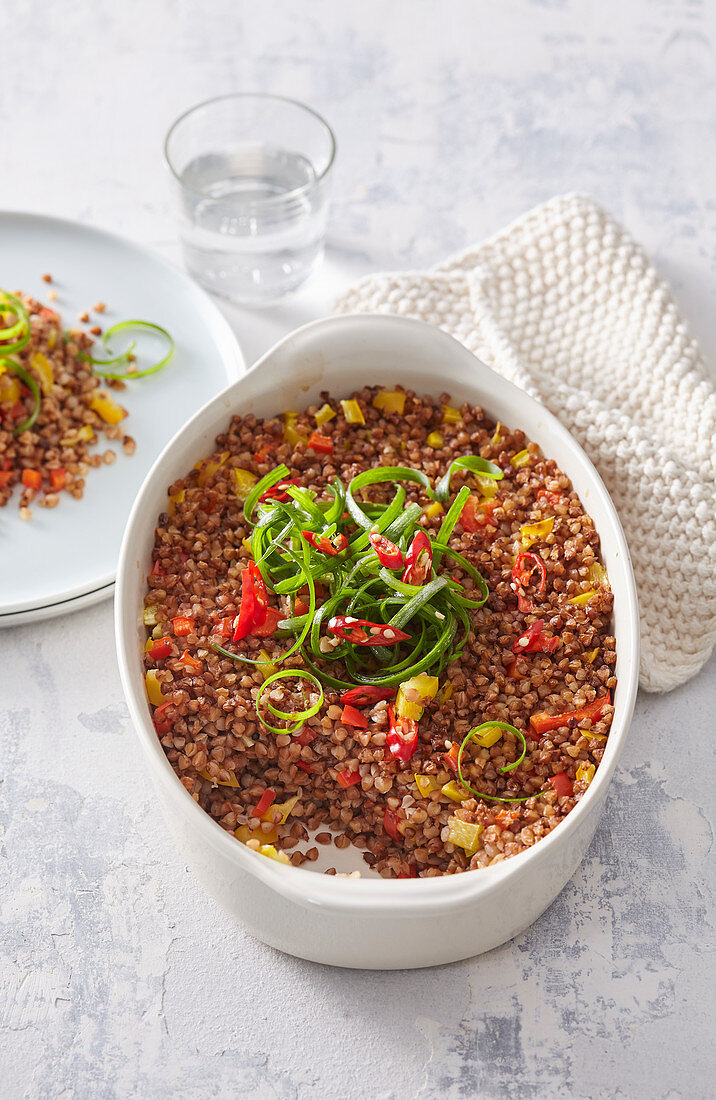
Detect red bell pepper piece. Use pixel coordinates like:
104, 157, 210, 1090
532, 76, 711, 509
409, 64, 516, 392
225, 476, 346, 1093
442, 741, 460, 773
512, 619, 558, 655
180, 651, 203, 674
249, 562, 268, 629
511, 552, 547, 613
307, 432, 334, 454
548, 772, 574, 798
327, 617, 411, 647
249, 606, 283, 637
21, 469, 42, 491
294, 597, 309, 616
386, 705, 419, 762
292, 729, 317, 747
504, 658, 522, 680
340, 685, 396, 707
336, 768, 362, 788
49, 467, 66, 491
0, 471, 12, 489
301, 530, 348, 556
369, 531, 405, 570
252, 788, 276, 818
341, 704, 369, 729
148, 638, 172, 660
383, 809, 402, 841
172, 616, 195, 637
294, 760, 314, 773
150, 559, 165, 577
397, 866, 417, 878
152, 701, 173, 735
460, 495, 499, 532
253, 441, 277, 463
401, 530, 432, 585
233, 568, 256, 641
530, 693, 611, 736
260, 478, 300, 503
537, 488, 564, 507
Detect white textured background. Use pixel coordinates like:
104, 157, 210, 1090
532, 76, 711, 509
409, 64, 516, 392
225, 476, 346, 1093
2, 2, 715, 1097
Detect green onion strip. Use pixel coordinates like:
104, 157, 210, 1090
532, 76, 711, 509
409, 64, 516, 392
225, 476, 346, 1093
457, 721, 541, 803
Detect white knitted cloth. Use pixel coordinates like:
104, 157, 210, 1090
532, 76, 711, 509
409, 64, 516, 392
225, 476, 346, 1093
335, 193, 716, 692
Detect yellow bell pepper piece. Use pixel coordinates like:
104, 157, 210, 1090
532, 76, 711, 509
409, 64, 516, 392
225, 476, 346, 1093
579, 728, 606, 743
0, 371, 21, 404
47, 328, 57, 350
31, 351, 54, 395
511, 448, 530, 468
414, 773, 441, 798
258, 844, 290, 864
77, 424, 94, 442
426, 430, 444, 449
441, 404, 462, 424
475, 474, 499, 499
257, 648, 278, 680
520, 516, 555, 549
588, 562, 609, 588
233, 467, 257, 501
90, 391, 125, 425
315, 403, 336, 427
569, 590, 596, 606
143, 604, 158, 626
168, 489, 185, 516
441, 781, 469, 803
145, 669, 164, 706
491, 422, 503, 444
262, 794, 299, 825
438, 681, 453, 706
586, 648, 599, 663
235, 824, 279, 845
198, 768, 241, 788
242, 538, 253, 555
576, 763, 596, 786
195, 452, 229, 487
447, 818, 484, 855
475, 725, 503, 749
396, 674, 438, 720
373, 390, 405, 415
423, 501, 444, 521
340, 399, 365, 425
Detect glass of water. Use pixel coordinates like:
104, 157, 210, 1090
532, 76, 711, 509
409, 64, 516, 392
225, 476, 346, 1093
164, 93, 336, 304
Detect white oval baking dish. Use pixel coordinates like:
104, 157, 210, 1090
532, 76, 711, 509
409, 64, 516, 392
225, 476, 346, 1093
115, 314, 639, 969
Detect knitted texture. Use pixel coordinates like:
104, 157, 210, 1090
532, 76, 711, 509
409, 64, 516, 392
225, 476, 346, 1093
334, 193, 716, 692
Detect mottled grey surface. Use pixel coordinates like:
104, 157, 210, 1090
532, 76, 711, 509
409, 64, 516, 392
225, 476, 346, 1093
2, 2, 715, 1098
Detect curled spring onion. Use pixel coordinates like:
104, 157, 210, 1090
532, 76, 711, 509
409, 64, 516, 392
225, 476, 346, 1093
457, 721, 541, 803
2, 360, 40, 434
0, 291, 31, 355
79, 319, 175, 379
255, 669, 324, 734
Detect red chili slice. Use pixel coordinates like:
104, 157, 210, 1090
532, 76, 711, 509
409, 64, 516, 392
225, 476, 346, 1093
383, 809, 402, 841
529, 693, 611, 736
249, 606, 283, 637
461, 495, 499, 532
301, 530, 348, 556
442, 741, 460, 773
233, 569, 256, 641
401, 530, 432, 585
260, 478, 300, 503
292, 729, 317, 747
294, 760, 314, 773
327, 617, 411, 647
152, 701, 173, 735
369, 531, 405, 570
249, 562, 268, 628
512, 619, 558, 655
213, 617, 235, 639
511, 552, 547, 612
340, 686, 396, 707
386, 705, 419, 762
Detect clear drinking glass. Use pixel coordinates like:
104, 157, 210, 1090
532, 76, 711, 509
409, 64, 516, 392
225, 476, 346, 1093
164, 93, 336, 305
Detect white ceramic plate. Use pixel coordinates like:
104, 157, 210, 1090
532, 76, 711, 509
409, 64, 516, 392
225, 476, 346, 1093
0, 212, 244, 624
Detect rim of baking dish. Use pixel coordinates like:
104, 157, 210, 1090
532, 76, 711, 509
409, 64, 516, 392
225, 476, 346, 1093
116, 314, 640, 917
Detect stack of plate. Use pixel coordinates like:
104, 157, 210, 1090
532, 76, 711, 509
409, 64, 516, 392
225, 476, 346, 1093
0, 213, 244, 627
